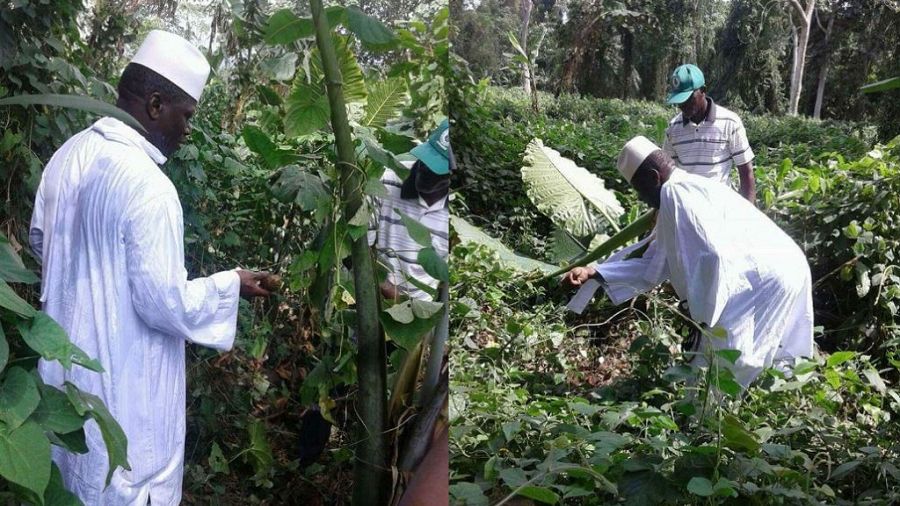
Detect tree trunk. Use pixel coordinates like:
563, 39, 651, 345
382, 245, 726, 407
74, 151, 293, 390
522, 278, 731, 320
788, 0, 815, 116
621, 27, 634, 99
519, 0, 533, 94
309, 0, 389, 504
813, 13, 834, 119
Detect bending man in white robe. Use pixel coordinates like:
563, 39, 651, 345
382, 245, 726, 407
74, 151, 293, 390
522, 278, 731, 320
29, 30, 270, 505
564, 136, 814, 387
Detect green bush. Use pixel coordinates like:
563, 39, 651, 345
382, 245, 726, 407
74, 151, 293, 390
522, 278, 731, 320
453, 87, 878, 261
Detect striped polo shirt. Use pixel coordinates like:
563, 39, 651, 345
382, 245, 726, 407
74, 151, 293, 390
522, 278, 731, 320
663, 98, 754, 186
368, 167, 449, 301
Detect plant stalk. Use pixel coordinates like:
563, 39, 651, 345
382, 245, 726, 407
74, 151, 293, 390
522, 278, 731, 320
309, 1, 389, 503
420, 282, 449, 406
540, 209, 656, 281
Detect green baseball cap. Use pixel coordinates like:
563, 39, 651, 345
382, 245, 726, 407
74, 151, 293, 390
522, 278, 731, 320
410, 119, 450, 175
666, 64, 705, 105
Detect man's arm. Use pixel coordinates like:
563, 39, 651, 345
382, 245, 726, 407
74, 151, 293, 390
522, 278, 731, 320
737, 162, 755, 204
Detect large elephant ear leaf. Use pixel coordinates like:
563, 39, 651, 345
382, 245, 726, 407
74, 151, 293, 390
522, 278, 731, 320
450, 215, 556, 274
521, 139, 624, 237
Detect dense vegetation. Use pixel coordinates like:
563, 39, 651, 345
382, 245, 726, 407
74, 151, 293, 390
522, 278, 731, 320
449, 87, 900, 504
452, 0, 900, 138
1, 0, 448, 504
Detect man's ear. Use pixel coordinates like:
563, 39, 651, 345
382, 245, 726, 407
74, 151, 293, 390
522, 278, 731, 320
146, 92, 162, 120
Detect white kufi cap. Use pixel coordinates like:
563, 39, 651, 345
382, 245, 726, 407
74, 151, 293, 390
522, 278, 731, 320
616, 135, 660, 182
130, 30, 210, 101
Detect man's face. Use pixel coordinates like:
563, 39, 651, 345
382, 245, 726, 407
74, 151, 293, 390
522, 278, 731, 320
415, 165, 450, 196
678, 89, 706, 121
147, 94, 196, 157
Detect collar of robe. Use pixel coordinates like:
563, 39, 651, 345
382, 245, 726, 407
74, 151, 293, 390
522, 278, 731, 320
92, 116, 168, 165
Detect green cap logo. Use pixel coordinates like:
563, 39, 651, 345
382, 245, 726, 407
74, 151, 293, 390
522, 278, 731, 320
666, 64, 705, 105
411, 118, 450, 175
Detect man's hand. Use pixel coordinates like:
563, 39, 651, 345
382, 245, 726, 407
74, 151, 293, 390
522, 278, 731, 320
380, 281, 400, 300
237, 270, 272, 299
562, 266, 597, 288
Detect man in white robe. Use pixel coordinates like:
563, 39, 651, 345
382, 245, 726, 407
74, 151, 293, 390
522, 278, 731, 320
29, 30, 270, 504
564, 136, 814, 387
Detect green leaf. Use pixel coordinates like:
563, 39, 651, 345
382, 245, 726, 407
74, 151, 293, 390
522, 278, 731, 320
284, 77, 330, 137
46, 428, 88, 454
0, 279, 37, 317
418, 247, 449, 283
715, 349, 741, 365
411, 299, 444, 319
826, 351, 855, 368
518, 486, 559, 504
307, 37, 368, 104
377, 128, 416, 153
395, 209, 432, 247
346, 6, 397, 47
246, 419, 273, 479
0, 367, 40, 430
449, 482, 488, 506
43, 462, 81, 506
863, 368, 887, 394
722, 415, 760, 452
499, 467, 527, 487
263, 9, 314, 45
256, 85, 282, 106
0, 421, 51, 501
17, 312, 103, 372
521, 139, 624, 236
242, 126, 298, 170
451, 216, 556, 274
209, 442, 230, 474
379, 310, 440, 350
0, 94, 145, 133
64, 383, 130, 486
30, 384, 85, 434
792, 360, 818, 375
549, 227, 586, 264
0, 326, 8, 372
363, 79, 407, 128
270, 165, 330, 212
860, 76, 900, 94
0, 234, 38, 284
385, 301, 415, 324
713, 369, 741, 397
830, 460, 861, 480
260, 52, 298, 82
687, 476, 713, 497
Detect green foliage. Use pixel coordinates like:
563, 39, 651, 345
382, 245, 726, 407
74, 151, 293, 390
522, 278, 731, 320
450, 241, 900, 505
0, 237, 128, 502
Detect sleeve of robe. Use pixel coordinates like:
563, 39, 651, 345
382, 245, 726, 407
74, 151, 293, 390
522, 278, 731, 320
593, 231, 669, 305
655, 184, 731, 328
29, 185, 45, 260
124, 189, 241, 350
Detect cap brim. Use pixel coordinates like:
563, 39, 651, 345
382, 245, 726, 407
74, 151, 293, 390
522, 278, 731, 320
666, 90, 694, 105
410, 143, 449, 175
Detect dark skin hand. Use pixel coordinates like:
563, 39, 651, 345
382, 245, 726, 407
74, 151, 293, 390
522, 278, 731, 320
737, 162, 756, 204
380, 280, 400, 300
238, 270, 272, 299
562, 266, 598, 288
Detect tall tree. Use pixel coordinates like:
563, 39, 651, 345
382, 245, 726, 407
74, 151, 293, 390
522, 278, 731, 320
787, 0, 816, 115
519, 0, 534, 93
812, 10, 834, 119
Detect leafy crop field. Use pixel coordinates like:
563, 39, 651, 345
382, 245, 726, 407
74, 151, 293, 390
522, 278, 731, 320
449, 87, 900, 505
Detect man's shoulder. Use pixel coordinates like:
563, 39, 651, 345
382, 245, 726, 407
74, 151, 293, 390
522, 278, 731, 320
666, 113, 684, 130
712, 103, 743, 123
380, 168, 406, 197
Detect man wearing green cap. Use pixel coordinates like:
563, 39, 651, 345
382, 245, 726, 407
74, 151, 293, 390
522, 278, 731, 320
664, 64, 756, 203
368, 119, 451, 301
